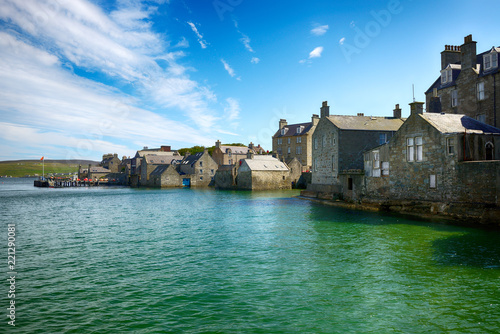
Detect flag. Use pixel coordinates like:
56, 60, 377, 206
41, 157, 44, 161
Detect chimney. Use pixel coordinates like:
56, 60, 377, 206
143, 146, 148, 150
279, 119, 287, 129
248, 142, 254, 150
357, 113, 364, 117
461, 34, 477, 70
409, 101, 424, 115
160, 145, 171, 152
113, 153, 118, 158
320, 101, 330, 118
441, 44, 461, 70
247, 149, 254, 159
311, 114, 319, 126
427, 89, 442, 113
393, 104, 402, 119
215, 140, 221, 148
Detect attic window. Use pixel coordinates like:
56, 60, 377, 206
281, 128, 288, 135
440, 68, 452, 84
296, 126, 303, 134
484, 51, 498, 71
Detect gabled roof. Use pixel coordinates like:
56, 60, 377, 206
420, 113, 500, 134
326, 115, 404, 131
135, 150, 178, 158
181, 152, 204, 166
150, 164, 178, 176
273, 122, 313, 138
220, 146, 249, 155
242, 155, 289, 171
143, 154, 177, 165
89, 166, 110, 173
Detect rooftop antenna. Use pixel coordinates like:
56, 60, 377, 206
412, 84, 415, 102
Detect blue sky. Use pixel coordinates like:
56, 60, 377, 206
1, 0, 499, 161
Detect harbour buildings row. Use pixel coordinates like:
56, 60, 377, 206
80, 34, 499, 222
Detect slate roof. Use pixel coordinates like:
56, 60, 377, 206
273, 122, 313, 138
421, 113, 500, 134
242, 155, 289, 171
426, 46, 500, 94
144, 154, 178, 165
220, 145, 249, 155
150, 165, 178, 176
89, 166, 110, 173
135, 150, 178, 158
181, 152, 204, 166
326, 115, 404, 131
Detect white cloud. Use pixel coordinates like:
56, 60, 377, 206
339, 37, 346, 45
0, 0, 220, 159
309, 46, 324, 59
224, 98, 240, 120
311, 24, 329, 36
187, 21, 208, 49
221, 59, 236, 78
251, 57, 260, 64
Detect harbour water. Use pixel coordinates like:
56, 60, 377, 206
1, 178, 500, 333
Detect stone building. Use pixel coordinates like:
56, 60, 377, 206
309, 101, 404, 194
212, 141, 264, 166
357, 102, 500, 220
149, 164, 182, 188
236, 154, 291, 190
100, 153, 121, 173
140, 155, 181, 186
272, 113, 319, 170
178, 149, 218, 187
129, 146, 180, 186
87, 165, 111, 181
425, 34, 500, 128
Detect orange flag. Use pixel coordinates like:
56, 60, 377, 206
41, 156, 44, 161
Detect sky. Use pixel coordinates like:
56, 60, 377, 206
1, 0, 500, 161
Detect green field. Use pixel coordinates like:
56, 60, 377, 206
0, 160, 97, 178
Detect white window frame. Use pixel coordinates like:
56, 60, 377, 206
373, 150, 380, 169
440, 69, 452, 84
477, 82, 485, 101
407, 138, 415, 162
416, 137, 423, 161
484, 52, 498, 71
430, 175, 436, 189
287, 147, 290, 154
451, 89, 458, 107
277, 138, 282, 145
382, 162, 389, 176
280, 128, 287, 135
297, 136, 301, 143
287, 138, 291, 144
446, 138, 455, 155
296, 146, 302, 154
314, 138, 318, 150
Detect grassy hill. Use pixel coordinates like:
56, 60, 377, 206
0, 160, 98, 178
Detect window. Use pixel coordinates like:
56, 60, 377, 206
314, 138, 318, 150
200, 161, 203, 167
200, 169, 203, 174
416, 137, 423, 161
382, 162, 390, 176
373, 151, 380, 169
287, 147, 291, 154
451, 89, 458, 107
277, 138, 282, 145
484, 52, 498, 71
379, 133, 387, 145
331, 155, 336, 171
440, 69, 452, 84
200, 176, 203, 181
287, 138, 291, 144
430, 175, 436, 189
407, 138, 415, 162
228, 159, 232, 165
447, 138, 455, 155
332, 133, 336, 145
297, 136, 302, 143
296, 146, 302, 154
348, 178, 353, 190
211, 169, 214, 175
477, 82, 485, 100
314, 158, 318, 172
296, 126, 303, 134
486, 142, 494, 160
322, 135, 327, 147
281, 128, 287, 135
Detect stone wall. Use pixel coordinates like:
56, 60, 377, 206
311, 119, 339, 186
237, 170, 291, 190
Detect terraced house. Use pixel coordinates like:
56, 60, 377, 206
272, 113, 319, 170
426, 34, 500, 128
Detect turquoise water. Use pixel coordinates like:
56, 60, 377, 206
1, 178, 500, 333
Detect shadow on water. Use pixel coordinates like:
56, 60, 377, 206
307, 201, 500, 269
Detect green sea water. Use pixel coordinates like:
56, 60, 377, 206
1, 178, 500, 333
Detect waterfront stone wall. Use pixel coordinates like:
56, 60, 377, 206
237, 170, 291, 190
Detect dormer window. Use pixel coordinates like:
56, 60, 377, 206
440, 68, 452, 84
484, 49, 498, 71
296, 126, 304, 134
280, 128, 288, 135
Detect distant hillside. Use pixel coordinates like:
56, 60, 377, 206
0, 159, 99, 178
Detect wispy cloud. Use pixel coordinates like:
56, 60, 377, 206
224, 97, 240, 120
221, 58, 240, 80
187, 21, 208, 49
233, 19, 258, 63
0, 0, 218, 159
339, 37, 346, 45
311, 24, 329, 36
251, 57, 260, 64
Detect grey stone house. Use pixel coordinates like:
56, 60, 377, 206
357, 101, 500, 220
178, 149, 218, 187
212, 141, 264, 166
100, 153, 121, 173
272, 113, 319, 170
425, 34, 500, 128
140, 154, 180, 186
309, 101, 404, 194
129, 146, 180, 186
149, 164, 182, 188
236, 154, 291, 190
